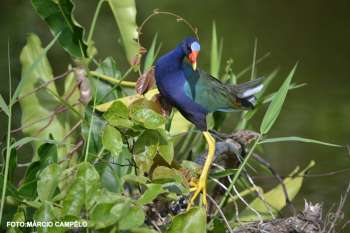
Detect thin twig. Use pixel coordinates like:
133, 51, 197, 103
62, 120, 82, 142
252, 168, 350, 180
11, 102, 80, 133
324, 182, 350, 233
253, 153, 296, 215
151, 221, 163, 233
0, 70, 71, 114
210, 177, 263, 222
66, 140, 84, 160
17, 70, 71, 101
34, 82, 80, 137
232, 185, 263, 223
137, 9, 199, 43
244, 171, 275, 219
207, 194, 234, 233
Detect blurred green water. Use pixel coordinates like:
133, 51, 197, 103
0, 0, 349, 221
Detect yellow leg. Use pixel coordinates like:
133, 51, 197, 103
187, 131, 216, 210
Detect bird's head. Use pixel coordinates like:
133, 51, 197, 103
181, 37, 201, 71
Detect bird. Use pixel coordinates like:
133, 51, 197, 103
154, 36, 263, 209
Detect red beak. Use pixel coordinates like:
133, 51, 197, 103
188, 51, 199, 70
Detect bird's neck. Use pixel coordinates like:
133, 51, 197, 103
159, 45, 185, 70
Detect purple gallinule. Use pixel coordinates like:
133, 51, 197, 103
155, 37, 263, 209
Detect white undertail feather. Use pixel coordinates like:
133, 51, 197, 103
240, 84, 263, 98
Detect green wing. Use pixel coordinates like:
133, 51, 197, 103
182, 62, 237, 112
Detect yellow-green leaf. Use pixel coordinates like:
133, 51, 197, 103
37, 164, 60, 201
108, 0, 140, 64
237, 160, 315, 222
167, 207, 206, 233
260, 64, 297, 134
19, 34, 72, 159
102, 125, 123, 158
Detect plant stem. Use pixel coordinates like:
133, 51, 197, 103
178, 126, 195, 158
100, 66, 134, 102
87, 0, 105, 45
84, 91, 97, 162
0, 41, 13, 224
214, 135, 262, 217
250, 38, 258, 80
89, 71, 136, 88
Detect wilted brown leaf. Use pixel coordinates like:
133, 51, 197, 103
136, 67, 156, 95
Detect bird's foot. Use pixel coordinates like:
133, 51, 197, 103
186, 131, 216, 211
187, 174, 208, 210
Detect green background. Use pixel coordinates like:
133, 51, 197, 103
1, 0, 349, 218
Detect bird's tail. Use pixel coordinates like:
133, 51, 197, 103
230, 77, 264, 109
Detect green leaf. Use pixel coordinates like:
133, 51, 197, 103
104, 100, 129, 118
102, 125, 123, 158
38, 143, 58, 169
110, 198, 131, 219
62, 162, 100, 217
143, 33, 158, 73
0, 175, 21, 200
134, 130, 159, 158
137, 184, 167, 205
237, 161, 315, 222
260, 136, 342, 147
210, 168, 237, 179
96, 163, 123, 193
33, 201, 62, 233
92, 57, 123, 103
130, 228, 158, 233
82, 108, 107, 157
18, 161, 41, 199
90, 199, 130, 229
97, 57, 122, 79
167, 207, 206, 233
7, 208, 26, 233
134, 129, 173, 174
131, 107, 165, 129
123, 174, 149, 185
0, 94, 9, 116
210, 21, 223, 78
169, 111, 191, 136
19, 34, 76, 160
13, 33, 60, 102
31, 0, 87, 58
209, 218, 226, 233
108, 0, 140, 64
118, 206, 145, 230
152, 166, 183, 184
96, 146, 132, 192
157, 129, 174, 164
260, 64, 297, 134
37, 164, 60, 201
103, 101, 134, 128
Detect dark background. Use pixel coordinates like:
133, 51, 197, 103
1, 0, 349, 220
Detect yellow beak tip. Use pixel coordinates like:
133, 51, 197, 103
192, 62, 197, 71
